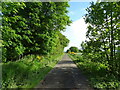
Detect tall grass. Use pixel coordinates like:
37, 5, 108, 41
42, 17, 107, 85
69, 54, 120, 89
2, 53, 64, 88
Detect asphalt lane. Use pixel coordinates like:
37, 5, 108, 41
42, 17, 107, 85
35, 54, 93, 90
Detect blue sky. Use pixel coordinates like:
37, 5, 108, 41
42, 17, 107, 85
62, 2, 96, 51
67, 2, 90, 21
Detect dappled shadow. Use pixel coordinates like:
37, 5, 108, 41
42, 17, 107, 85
36, 66, 92, 89
36, 55, 93, 89
57, 60, 74, 65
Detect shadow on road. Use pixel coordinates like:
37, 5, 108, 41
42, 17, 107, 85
35, 54, 93, 89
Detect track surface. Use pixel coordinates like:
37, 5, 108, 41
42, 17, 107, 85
35, 54, 93, 90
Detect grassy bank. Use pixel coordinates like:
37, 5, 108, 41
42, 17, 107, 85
2, 53, 64, 88
68, 54, 120, 89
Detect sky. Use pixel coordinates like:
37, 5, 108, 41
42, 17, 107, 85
61, 2, 93, 51
62, 0, 116, 52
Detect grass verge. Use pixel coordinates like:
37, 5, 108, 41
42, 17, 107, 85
68, 54, 120, 89
2, 53, 64, 88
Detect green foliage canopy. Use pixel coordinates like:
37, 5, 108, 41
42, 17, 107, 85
2, 2, 71, 62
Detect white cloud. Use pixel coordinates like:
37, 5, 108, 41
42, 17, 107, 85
62, 17, 88, 51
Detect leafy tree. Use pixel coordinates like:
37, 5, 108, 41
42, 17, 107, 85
83, 2, 120, 76
66, 49, 70, 53
58, 32, 69, 48
69, 46, 79, 53
2, 2, 27, 61
2, 2, 71, 62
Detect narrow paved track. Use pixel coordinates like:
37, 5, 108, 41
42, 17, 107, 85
35, 54, 93, 90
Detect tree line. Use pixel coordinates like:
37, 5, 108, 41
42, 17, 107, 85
1, 2, 71, 62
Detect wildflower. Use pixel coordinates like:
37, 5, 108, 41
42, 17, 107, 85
36, 56, 42, 60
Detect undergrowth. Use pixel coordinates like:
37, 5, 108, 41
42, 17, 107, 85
68, 54, 120, 89
2, 53, 64, 88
